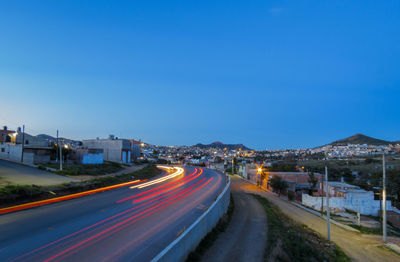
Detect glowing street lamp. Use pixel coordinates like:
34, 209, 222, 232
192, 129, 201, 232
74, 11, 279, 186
256, 164, 265, 187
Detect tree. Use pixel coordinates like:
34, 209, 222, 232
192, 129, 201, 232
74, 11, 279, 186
308, 171, 318, 196
342, 168, 354, 183
270, 176, 288, 196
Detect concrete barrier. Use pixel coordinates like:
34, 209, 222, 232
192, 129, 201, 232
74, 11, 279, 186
151, 174, 231, 262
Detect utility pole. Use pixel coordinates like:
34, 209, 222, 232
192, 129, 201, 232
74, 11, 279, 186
232, 158, 234, 175
58, 130, 63, 171
20, 125, 25, 163
321, 172, 324, 215
56, 130, 59, 163
325, 166, 331, 241
382, 154, 387, 242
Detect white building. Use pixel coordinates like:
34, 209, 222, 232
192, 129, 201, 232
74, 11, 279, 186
83, 136, 132, 164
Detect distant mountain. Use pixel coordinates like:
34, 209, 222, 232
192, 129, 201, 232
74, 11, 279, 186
36, 134, 80, 144
329, 134, 397, 146
194, 142, 251, 151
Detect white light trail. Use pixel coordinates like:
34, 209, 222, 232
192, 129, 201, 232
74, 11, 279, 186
130, 166, 184, 189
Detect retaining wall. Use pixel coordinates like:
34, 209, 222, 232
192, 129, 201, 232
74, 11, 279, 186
151, 174, 231, 262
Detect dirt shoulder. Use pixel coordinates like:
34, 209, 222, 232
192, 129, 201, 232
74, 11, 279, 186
200, 177, 267, 262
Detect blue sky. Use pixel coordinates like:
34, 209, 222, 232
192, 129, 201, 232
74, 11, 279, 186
0, 1, 399, 150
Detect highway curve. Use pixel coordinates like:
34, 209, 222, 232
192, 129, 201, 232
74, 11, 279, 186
0, 166, 226, 262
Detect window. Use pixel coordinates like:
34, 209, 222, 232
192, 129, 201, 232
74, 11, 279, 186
1, 148, 4, 152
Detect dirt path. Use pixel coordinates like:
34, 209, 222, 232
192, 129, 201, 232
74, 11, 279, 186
201, 177, 267, 262
235, 176, 400, 262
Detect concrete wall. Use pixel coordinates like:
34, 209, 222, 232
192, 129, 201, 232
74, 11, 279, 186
83, 139, 131, 163
0, 144, 34, 165
82, 153, 103, 164
302, 193, 393, 216
151, 174, 231, 262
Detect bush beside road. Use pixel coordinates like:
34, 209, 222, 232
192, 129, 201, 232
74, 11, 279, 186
253, 194, 350, 262
41, 161, 124, 176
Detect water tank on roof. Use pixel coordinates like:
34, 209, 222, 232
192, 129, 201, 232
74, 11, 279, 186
109, 135, 115, 140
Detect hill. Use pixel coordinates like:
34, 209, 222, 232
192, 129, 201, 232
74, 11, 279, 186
329, 134, 395, 146
36, 134, 80, 144
194, 142, 251, 151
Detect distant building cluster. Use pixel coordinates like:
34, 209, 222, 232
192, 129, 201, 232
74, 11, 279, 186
0, 126, 142, 166
259, 144, 400, 160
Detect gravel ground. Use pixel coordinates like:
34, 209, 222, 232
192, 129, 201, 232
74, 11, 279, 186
201, 177, 267, 262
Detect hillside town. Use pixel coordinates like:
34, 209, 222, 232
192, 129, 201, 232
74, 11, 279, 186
1, 124, 399, 218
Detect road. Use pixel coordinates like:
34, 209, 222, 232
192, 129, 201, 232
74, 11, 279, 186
0, 166, 226, 262
235, 176, 400, 262
0, 159, 76, 186
201, 179, 267, 262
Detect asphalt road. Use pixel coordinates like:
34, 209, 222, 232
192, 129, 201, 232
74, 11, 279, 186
0, 159, 76, 186
235, 176, 400, 262
0, 166, 226, 262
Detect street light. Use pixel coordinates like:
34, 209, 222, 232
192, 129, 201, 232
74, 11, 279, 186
256, 164, 264, 187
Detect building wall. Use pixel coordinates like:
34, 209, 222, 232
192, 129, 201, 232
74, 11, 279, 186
302, 193, 393, 216
131, 144, 141, 161
0, 144, 35, 165
82, 139, 131, 163
82, 153, 103, 164
15, 133, 48, 147
24, 148, 51, 164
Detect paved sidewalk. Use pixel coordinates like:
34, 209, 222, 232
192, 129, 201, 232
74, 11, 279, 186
237, 177, 400, 262
201, 177, 267, 262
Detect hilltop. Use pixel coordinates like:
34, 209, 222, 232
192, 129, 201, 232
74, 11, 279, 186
329, 133, 398, 146
194, 142, 251, 151
36, 134, 80, 144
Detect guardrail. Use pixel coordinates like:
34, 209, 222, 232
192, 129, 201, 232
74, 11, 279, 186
151, 173, 231, 262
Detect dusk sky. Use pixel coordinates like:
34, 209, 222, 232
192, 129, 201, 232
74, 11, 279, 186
1, 1, 399, 150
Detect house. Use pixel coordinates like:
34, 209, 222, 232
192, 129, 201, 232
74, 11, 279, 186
0, 126, 51, 165
244, 166, 323, 194
303, 181, 393, 216
0, 126, 15, 143
317, 181, 360, 197
82, 135, 132, 164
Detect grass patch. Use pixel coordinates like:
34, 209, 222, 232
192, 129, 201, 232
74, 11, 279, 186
42, 161, 124, 176
186, 194, 234, 261
0, 164, 161, 208
252, 194, 351, 262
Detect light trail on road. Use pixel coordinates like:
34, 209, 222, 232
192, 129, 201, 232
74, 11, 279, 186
117, 168, 202, 203
130, 166, 184, 189
1, 167, 225, 262
42, 176, 213, 262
